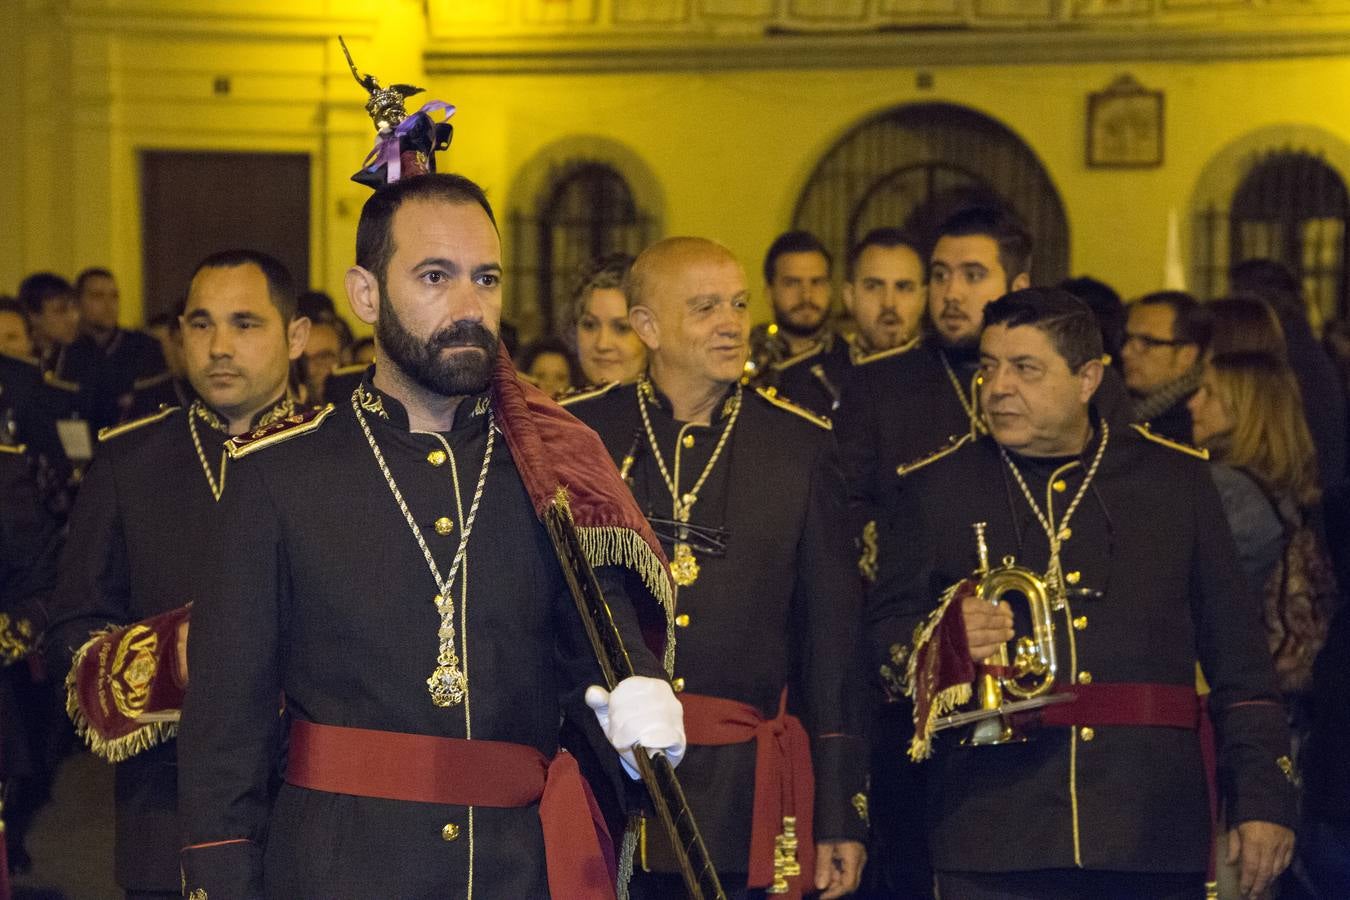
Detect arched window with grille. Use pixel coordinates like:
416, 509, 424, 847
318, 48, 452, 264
1232, 152, 1349, 327
510, 161, 654, 336
793, 103, 1069, 285
1194, 147, 1350, 328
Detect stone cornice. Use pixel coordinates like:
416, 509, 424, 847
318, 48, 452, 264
425, 25, 1350, 75
63, 10, 376, 40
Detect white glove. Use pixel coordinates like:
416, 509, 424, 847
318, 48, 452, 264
585, 676, 686, 779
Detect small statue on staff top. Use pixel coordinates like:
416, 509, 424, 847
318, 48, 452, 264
340, 36, 454, 189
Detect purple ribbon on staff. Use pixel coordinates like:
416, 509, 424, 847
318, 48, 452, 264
362, 100, 456, 184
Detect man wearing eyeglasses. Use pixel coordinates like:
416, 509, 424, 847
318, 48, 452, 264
1120, 291, 1211, 444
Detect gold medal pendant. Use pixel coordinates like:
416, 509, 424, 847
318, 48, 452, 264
427, 662, 467, 707
671, 542, 700, 587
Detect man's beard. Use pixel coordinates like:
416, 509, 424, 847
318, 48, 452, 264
775, 304, 828, 339
376, 297, 498, 397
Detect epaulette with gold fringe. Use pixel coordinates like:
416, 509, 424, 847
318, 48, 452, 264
0, 443, 26, 455
43, 371, 80, 393
1130, 423, 1209, 460
557, 381, 620, 408
896, 432, 975, 478
97, 405, 179, 442
225, 403, 335, 459
754, 386, 831, 430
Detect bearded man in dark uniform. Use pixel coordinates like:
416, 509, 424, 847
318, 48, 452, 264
869, 288, 1296, 899
44, 249, 313, 899
564, 236, 869, 899
177, 174, 685, 899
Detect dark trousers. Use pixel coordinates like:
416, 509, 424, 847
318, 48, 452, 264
628, 870, 760, 899
936, 869, 1206, 900
860, 702, 932, 899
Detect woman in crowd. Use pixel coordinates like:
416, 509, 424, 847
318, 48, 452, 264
1189, 350, 1335, 895
517, 335, 580, 398
1189, 351, 1320, 598
570, 253, 646, 386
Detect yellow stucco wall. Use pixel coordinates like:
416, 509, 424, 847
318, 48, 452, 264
6, 0, 1350, 334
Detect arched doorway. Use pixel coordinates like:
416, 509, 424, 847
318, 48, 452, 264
792, 103, 1069, 284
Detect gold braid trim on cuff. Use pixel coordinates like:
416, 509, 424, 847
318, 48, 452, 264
904, 579, 973, 762
65, 628, 180, 763
573, 524, 677, 677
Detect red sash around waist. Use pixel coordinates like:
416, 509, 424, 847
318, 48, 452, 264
285, 719, 615, 900
679, 691, 815, 898
1034, 682, 1201, 729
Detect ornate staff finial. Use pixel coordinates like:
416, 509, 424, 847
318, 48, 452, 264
339, 35, 426, 137
339, 35, 455, 189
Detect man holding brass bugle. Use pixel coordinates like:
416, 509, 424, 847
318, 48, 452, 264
868, 288, 1296, 899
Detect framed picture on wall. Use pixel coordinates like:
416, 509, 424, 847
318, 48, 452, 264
1087, 75, 1164, 168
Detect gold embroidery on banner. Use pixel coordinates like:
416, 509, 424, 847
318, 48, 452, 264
109, 625, 158, 720
188, 889, 208, 900
65, 628, 179, 763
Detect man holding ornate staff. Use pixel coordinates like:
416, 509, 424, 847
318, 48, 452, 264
176, 69, 691, 891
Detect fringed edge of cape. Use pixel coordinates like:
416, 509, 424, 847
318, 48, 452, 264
573, 523, 676, 677
65, 628, 180, 764
904, 579, 973, 762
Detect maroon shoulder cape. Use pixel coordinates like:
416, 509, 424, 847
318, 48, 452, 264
490, 345, 674, 672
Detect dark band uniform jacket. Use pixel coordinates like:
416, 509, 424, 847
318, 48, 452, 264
59, 328, 167, 432
834, 341, 981, 529
178, 351, 671, 899
43, 394, 300, 893
563, 379, 869, 894
867, 421, 1297, 875
764, 332, 853, 420
0, 446, 58, 660
0, 352, 83, 508
0, 445, 62, 894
